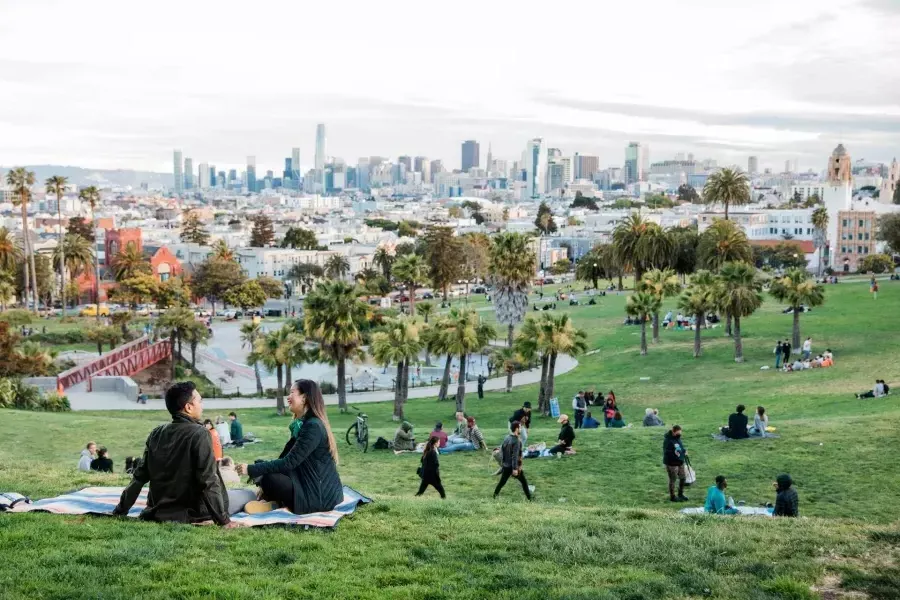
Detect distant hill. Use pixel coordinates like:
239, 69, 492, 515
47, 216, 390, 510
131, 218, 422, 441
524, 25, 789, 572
0, 165, 173, 189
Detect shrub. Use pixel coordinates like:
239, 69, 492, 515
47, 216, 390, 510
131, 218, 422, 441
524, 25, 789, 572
0, 309, 33, 327
29, 331, 86, 344
0, 379, 62, 411
38, 392, 71, 412
318, 381, 337, 395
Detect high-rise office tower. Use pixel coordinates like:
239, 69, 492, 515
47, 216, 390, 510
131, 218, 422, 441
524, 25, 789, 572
209, 164, 216, 187
198, 163, 210, 189
217, 171, 226, 188
461, 140, 479, 172
398, 156, 412, 172
184, 157, 194, 189
624, 142, 644, 185
284, 158, 293, 182
414, 156, 429, 183
228, 169, 237, 184
430, 159, 444, 183
173, 150, 183, 193
523, 138, 546, 199
357, 157, 370, 191
748, 156, 759, 174
548, 163, 565, 192
315, 124, 326, 193
291, 147, 301, 181
573, 153, 600, 180
486, 143, 493, 173
247, 156, 257, 192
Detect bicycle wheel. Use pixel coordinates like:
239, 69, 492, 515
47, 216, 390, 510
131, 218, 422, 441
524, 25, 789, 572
358, 426, 369, 453
345, 423, 358, 447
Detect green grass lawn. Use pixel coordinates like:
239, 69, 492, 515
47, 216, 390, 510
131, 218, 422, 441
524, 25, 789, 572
2, 281, 899, 599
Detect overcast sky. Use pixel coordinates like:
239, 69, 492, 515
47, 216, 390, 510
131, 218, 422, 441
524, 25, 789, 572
1, 0, 898, 175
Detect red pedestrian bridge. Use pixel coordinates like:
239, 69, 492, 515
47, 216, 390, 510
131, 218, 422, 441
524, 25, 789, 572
57, 336, 173, 391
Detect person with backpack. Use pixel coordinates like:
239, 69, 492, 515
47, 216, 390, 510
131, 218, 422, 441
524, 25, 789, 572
415, 436, 446, 499
663, 425, 689, 502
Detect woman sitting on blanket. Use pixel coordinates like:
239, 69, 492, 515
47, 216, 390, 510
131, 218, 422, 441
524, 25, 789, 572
236, 380, 343, 515
749, 406, 769, 437
609, 411, 627, 428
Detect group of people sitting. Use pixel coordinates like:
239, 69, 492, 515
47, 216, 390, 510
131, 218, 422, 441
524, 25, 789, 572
856, 380, 891, 399
703, 474, 799, 517
782, 352, 834, 372
720, 404, 770, 439
391, 412, 488, 453
110, 379, 344, 526
77, 442, 114, 473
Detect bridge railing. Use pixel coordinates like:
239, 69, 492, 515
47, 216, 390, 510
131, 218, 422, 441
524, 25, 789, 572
88, 340, 173, 391
57, 336, 151, 390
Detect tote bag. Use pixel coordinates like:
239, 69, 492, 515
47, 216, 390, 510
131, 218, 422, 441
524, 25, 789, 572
684, 456, 697, 485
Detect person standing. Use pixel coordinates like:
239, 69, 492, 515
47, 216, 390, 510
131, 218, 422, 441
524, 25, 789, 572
493, 421, 533, 500
548, 414, 576, 455
781, 340, 792, 364
872, 281, 879, 300
774, 340, 783, 369
509, 402, 532, 446
773, 474, 799, 517
572, 391, 587, 429
415, 436, 446, 499
802, 337, 812, 360
477, 374, 486, 399
663, 425, 689, 502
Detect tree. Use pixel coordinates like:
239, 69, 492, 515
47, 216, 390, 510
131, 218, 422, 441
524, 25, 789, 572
112, 242, 151, 281
222, 280, 267, 310
625, 292, 660, 356
281, 227, 322, 250
111, 312, 133, 340
16, 254, 53, 309
398, 221, 418, 237
53, 234, 93, 282
393, 254, 428, 314
677, 184, 701, 203
63, 280, 81, 308
304, 280, 368, 412
255, 275, 284, 299
812, 207, 829, 276
240, 321, 265, 396
440, 307, 495, 413
792, 191, 802, 205
7, 167, 38, 312
46, 175, 69, 316
423, 226, 463, 301
448, 206, 463, 219
249, 214, 275, 247
180, 211, 210, 245
372, 317, 423, 420
534, 201, 557, 235
277, 321, 307, 398
612, 213, 650, 288
423, 317, 453, 402
859, 253, 894, 274
373, 247, 394, 280
154, 277, 192, 309
703, 167, 751, 219
677, 270, 718, 358
550, 259, 571, 276
0, 227, 22, 274
289, 262, 324, 294
697, 219, 752, 271
254, 330, 287, 414
460, 233, 491, 288
638, 268, 681, 344
182, 320, 210, 369
769, 268, 825, 351
78, 185, 101, 313
575, 244, 621, 290
489, 232, 535, 391
211, 239, 234, 261
86, 325, 121, 357
571, 192, 599, 210
66, 217, 94, 242
541, 313, 587, 409
324, 254, 350, 279
717, 261, 764, 362
191, 257, 246, 312
415, 302, 436, 366
876, 213, 900, 254
158, 307, 195, 379
644, 193, 675, 208
669, 227, 699, 282
394, 241, 418, 257
110, 273, 159, 310
894, 184, 900, 205
0, 278, 15, 311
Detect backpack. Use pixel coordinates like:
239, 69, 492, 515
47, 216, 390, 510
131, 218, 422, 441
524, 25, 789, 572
373, 436, 390, 450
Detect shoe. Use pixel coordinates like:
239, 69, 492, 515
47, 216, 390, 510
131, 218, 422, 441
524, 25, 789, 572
492, 468, 502, 476
243, 500, 278, 514
670, 496, 679, 503
528, 485, 536, 495
677, 495, 690, 502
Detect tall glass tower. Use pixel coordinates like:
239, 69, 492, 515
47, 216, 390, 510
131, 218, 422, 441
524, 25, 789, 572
173, 150, 183, 194
315, 124, 326, 193
247, 156, 257, 192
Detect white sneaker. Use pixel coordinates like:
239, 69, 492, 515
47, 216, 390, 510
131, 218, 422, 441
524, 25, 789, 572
528, 485, 536, 495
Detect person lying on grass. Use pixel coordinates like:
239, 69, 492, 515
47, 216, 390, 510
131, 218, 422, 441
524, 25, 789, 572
236, 380, 342, 515
704, 475, 738, 515
113, 381, 240, 528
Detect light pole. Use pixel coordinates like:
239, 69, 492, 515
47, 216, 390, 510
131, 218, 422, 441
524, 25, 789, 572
593, 262, 598, 289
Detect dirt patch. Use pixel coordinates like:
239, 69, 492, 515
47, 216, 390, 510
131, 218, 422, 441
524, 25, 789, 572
813, 574, 870, 599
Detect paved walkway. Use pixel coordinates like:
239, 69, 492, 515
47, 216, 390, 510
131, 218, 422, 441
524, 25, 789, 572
68, 353, 578, 411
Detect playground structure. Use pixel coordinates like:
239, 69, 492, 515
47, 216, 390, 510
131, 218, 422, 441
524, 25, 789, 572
56, 336, 173, 392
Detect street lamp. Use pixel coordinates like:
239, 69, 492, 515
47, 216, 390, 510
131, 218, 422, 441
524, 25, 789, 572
593, 262, 598, 289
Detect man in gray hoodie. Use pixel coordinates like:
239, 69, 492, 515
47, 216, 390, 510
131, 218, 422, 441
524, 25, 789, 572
78, 442, 97, 471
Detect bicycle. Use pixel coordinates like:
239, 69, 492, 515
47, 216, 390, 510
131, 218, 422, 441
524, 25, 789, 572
345, 406, 369, 453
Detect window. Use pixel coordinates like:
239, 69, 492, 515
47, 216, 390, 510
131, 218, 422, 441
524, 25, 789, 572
858, 233, 863, 240
858, 246, 864, 254
841, 246, 846, 253
842, 219, 849, 227
782, 216, 791, 223
859, 220, 865, 227
864, 247, 869, 254
794, 216, 803, 223
864, 233, 870, 240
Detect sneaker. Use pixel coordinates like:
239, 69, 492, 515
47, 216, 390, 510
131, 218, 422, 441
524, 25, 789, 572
677, 495, 690, 503
670, 496, 679, 503
243, 500, 278, 514
528, 485, 536, 495
492, 468, 502, 476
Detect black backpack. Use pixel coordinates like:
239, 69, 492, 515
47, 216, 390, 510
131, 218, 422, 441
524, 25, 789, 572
373, 436, 390, 450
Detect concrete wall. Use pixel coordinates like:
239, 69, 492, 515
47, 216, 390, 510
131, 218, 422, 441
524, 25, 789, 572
91, 376, 139, 403
22, 377, 59, 394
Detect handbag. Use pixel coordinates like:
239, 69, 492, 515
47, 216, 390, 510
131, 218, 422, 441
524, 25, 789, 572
684, 456, 696, 485
416, 466, 423, 478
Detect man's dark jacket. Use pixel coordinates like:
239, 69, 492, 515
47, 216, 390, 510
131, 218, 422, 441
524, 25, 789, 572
727, 412, 749, 439
114, 413, 230, 525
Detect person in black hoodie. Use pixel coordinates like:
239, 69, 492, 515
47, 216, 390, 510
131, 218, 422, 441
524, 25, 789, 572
720, 404, 749, 439
236, 379, 343, 515
509, 402, 532, 445
494, 421, 532, 500
549, 414, 575, 455
415, 436, 445, 498
90, 447, 114, 473
663, 425, 689, 502
781, 341, 792, 364
773, 473, 799, 517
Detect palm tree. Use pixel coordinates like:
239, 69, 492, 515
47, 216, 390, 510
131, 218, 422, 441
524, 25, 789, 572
613, 214, 671, 288
575, 243, 619, 289
0, 227, 23, 273
240, 321, 265, 396
278, 321, 307, 392
52, 234, 93, 307
7, 168, 38, 312
304, 280, 368, 412
440, 307, 495, 413
112, 242, 149, 281
703, 167, 750, 220
718, 261, 764, 362
638, 268, 681, 343
697, 219, 752, 271
677, 270, 718, 358
542, 313, 588, 409
324, 254, 350, 280
423, 318, 453, 402
17, 341, 57, 376
0, 275, 15, 311
183, 319, 211, 370
46, 175, 69, 316
393, 253, 428, 314
612, 213, 646, 289
625, 292, 661, 355
769, 268, 825, 351
158, 306, 194, 379
78, 186, 101, 316
211, 239, 234, 261
373, 246, 394, 280
372, 317, 423, 420
516, 315, 550, 412
355, 267, 379, 286
637, 224, 675, 274
812, 207, 829, 276
415, 302, 436, 366
489, 232, 535, 391
254, 330, 287, 414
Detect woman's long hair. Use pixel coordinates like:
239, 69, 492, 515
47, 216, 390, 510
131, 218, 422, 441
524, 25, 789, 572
294, 379, 339, 465
424, 435, 439, 456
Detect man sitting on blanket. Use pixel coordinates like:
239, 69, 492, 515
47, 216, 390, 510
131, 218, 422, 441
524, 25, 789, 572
113, 382, 243, 528
704, 475, 738, 515
720, 405, 749, 439
548, 414, 576, 456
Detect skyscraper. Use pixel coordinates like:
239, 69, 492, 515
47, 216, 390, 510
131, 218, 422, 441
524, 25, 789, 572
217, 171, 226, 188
414, 156, 429, 184
209, 164, 216, 187
184, 157, 194, 189
284, 157, 292, 182
173, 150, 183, 194
357, 157, 370, 191
430, 159, 444, 183
573, 153, 600, 180
247, 156, 257, 192
624, 142, 644, 185
461, 140, 480, 172
748, 156, 759, 174
523, 138, 546, 199
198, 163, 210, 189
486, 143, 493, 173
315, 124, 326, 193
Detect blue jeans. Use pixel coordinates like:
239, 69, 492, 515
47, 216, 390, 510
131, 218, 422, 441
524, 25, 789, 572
440, 441, 475, 454
775, 355, 782, 368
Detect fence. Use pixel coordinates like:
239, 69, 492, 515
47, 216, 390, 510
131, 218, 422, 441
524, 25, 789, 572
57, 336, 151, 390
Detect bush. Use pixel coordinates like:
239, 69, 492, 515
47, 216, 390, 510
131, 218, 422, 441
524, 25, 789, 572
0, 309, 33, 327
318, 381, 337, 395
38, 392, 71, 412
0, 379, 68, 411
859, 253, 894, 274
29, 330, 86, 344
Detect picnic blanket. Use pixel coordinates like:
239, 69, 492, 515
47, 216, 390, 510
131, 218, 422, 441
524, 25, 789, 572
3, 485, 371, 529
680, 506, 773, 517
711, 433, 781, 442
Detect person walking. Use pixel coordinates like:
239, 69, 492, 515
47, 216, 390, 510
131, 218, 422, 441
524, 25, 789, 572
872, 281, 879, 300
493, 421, 533, 500
572, 391, 587, 429
477, 374, 486, 400
663, 425, 689, 502
774, 340, 783, 369
802, 337, 812, 360
415, 436, 446, 499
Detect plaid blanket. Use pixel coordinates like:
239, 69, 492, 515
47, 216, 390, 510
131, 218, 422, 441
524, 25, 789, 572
4, 486, 371, 529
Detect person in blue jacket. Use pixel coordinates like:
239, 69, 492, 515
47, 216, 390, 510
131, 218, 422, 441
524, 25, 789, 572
704, 475, 738, 514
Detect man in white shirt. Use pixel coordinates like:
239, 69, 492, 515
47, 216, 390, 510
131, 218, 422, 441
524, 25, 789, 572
802, 338, 812, 360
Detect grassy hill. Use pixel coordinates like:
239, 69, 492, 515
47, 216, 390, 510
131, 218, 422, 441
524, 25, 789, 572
1, 280, 899, 599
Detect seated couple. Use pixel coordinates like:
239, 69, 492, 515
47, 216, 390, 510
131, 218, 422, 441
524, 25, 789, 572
720, 405, 769, 439
704, 474, 798, 517
114, 379, 342, 526
438, 413, 488, 453
856, 380, 890, 399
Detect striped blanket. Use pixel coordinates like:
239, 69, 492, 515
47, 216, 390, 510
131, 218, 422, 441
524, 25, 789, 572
4, 486, 372, 529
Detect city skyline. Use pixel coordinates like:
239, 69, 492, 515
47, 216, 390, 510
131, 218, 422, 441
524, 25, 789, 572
1, 0, 899, 173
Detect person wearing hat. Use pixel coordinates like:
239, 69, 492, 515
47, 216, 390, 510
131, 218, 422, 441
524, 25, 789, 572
548, 414, 576, 456
509, 402, 532, 446
393, 421, 416, 451
773, 474, 798, 517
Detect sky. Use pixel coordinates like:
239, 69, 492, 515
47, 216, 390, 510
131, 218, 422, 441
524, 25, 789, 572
1, 0, 899, 175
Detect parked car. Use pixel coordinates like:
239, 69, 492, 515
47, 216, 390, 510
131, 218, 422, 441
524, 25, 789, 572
473, 285, 487, 294
80, 303, 110, 317
422, 292, 434, 299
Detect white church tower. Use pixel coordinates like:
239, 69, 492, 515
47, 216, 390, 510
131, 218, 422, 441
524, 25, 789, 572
880, 158, 899, 205
822, 144, 853, 271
